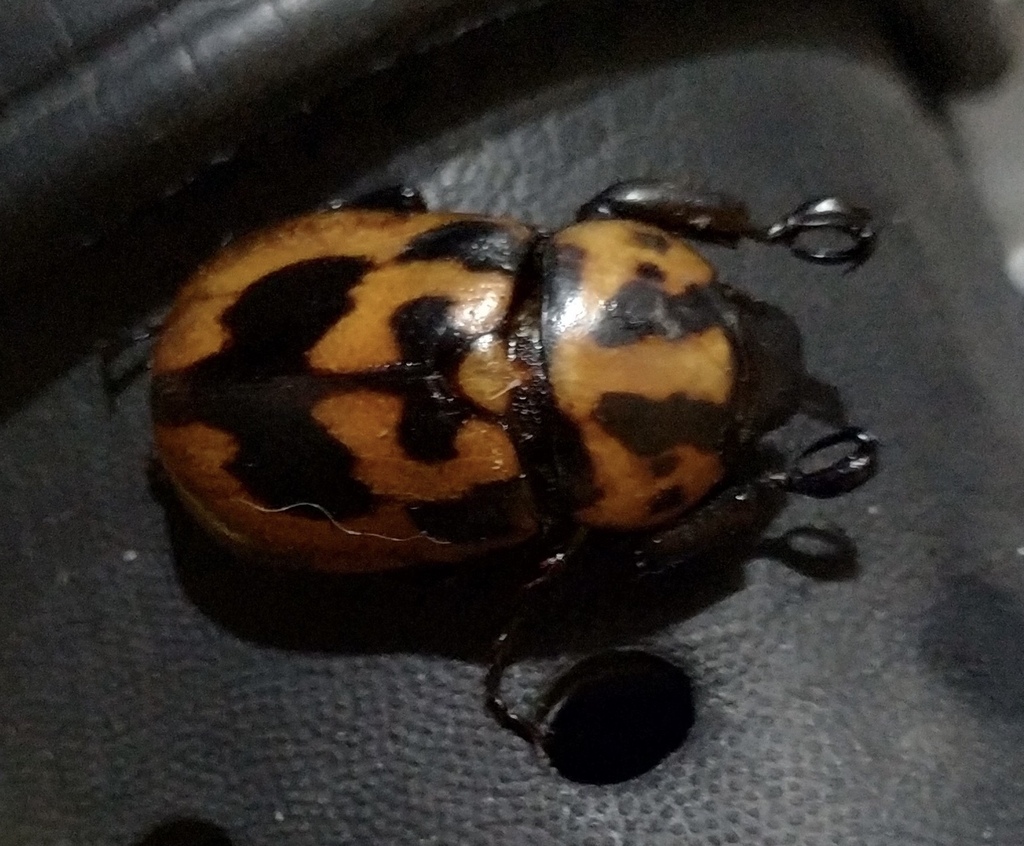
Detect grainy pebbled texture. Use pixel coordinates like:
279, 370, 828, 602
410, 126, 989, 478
4, 1, 1024, 844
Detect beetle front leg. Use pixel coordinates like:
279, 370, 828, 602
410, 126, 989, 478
577, 179, 875, 266
577, 180, 757, 247
633, 480, 783, 568
97, 318, 165, 408
485, 529, 588, 746
635, 427, 879, 568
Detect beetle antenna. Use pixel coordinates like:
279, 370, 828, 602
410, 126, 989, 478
485, 528, 588, 745
760, 197, 876, 268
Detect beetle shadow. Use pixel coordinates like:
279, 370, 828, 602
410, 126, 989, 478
162, 465, 860, 666
2, 0, 921, 421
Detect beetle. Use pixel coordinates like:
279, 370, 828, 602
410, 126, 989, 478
146, 180, 878, 741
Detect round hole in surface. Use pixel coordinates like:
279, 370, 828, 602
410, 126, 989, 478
133, 819, 233, 846
539, 650, 695, 784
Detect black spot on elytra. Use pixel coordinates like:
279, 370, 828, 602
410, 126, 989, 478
541, 242, 587, 335
592, 276, 722, 348
649, 453, 680, 478
550, 407, 601, 511
406, 479, 529, 543
152, 256, 376, 521
631, 229, 672, 253
152, 381, 375, 523
397, 220, 529, 273
648, 485, 685, 515
223, 395, 374, 521
594, 392, 732, 456
388, 296, 476, 462
216, 256, 371, 377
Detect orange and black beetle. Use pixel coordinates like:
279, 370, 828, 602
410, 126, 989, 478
148, 180, 879, 748
151, 181, 877, 576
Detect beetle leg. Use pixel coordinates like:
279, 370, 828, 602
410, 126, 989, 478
576, 180, 757, 246
339, 184, 428, 213
577, 180, 875, 266
764, 426, 879, 498
633, 479, 782, 567
96, 319, 163, 409
485, 528, 588, 746
762, 197, 875, 267
638, 427, 878, 565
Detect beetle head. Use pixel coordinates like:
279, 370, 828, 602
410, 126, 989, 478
726, 289, 805, 445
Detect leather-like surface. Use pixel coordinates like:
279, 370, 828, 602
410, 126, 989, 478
0, 0, 539, 269
4, 0, 1024, 844
0, 0, 1011, 274
0, 0, 179, 103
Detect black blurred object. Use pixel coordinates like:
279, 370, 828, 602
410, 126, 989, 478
538, 651, 697, 785
4, 1, 1024, 844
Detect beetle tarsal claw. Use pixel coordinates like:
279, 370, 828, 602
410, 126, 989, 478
774, 427, 880, 499
763, 197, 876, 265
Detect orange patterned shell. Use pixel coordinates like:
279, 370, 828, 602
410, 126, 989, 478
152, 208, 752, 572
541, 220, 737, 530
151, 209, 541, 572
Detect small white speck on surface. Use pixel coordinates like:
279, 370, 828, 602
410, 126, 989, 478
1016, 546, 1024, 556
121, 549, 138, 562
55, 570, 70, 586
867, 505, 880, 515
273, 810, 285, 823
982, 827, 994, 840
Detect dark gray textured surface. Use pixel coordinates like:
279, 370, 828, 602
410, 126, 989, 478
0, 0, 540, 266
0, 0, 1012, 272
4, 1, 1024, 844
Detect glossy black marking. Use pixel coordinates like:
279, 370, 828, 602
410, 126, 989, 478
594, 391, 732, 456
724, 288, 804, 443
389, 296, 477, 462
346, 184, 427, 213
551, 407, 601, 511
632, 230, 671, 253
532, 241, 603, 515
152, 256, 376, 520
397, 220, 529, 274
592, 277, 722, 348
577, 180, 753, 244
217, 256, 371, 377
224, 395, 374, 520
152, 376, 375, 521
648, 485, 685, 515
541, 242, 587, 338
406, 479, 530, 543
649, 453, 679, 478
